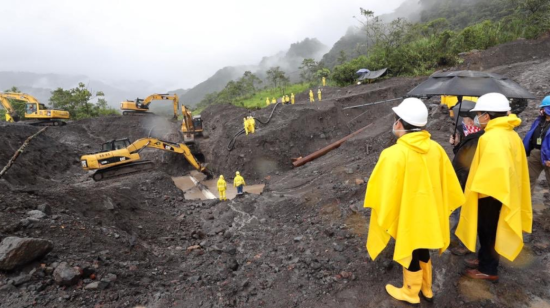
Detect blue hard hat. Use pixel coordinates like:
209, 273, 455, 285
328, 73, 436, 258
539, 96, 550, 108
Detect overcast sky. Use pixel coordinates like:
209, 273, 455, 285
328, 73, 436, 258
1, 0, 405, 90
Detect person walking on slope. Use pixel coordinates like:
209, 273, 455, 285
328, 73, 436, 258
217, 175, 227, 201
317, 89, 322, 101
364, 98, 465, 304
266, 97, 270, 106
271, 97, 276, 105
448, 100, 484, 256
309, 90, 315, 103
285, 95, 290, 104
291, 93, 295, 105
523, 96, 550, 193
322, 76, 326, 87
243, 118, 249, 135
456, 93, 532, 282
234, 171, 246, 195
247, 116, 256, 134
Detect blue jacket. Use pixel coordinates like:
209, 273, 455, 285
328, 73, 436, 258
523, 116, 550, 165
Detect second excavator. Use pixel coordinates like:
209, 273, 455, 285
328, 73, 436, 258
180, 104, 204, 144
0, 92, 70, 125
120, 93, 179, 119
80, 137, 211, 181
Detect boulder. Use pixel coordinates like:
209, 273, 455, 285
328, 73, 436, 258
53, 262, 81, 286
0, 237, 53, 271
26, 210, 46, 220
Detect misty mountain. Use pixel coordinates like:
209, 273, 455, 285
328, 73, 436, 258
0, 71, 162, 109
178, 38, 329, 107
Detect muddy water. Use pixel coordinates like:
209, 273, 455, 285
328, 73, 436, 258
172, 171, 265, 200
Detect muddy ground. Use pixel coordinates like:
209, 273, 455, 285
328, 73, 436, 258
1, 36, 550, 308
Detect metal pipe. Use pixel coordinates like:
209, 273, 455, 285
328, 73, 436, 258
342, 97, 403, 110
292, 124, 373, 168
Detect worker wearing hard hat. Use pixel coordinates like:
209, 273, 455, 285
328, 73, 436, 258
364, 98, 464, 304
234, 171, 246, 195
291, 93, 295, 105
247, 115, 256, 134
456, 93, 532, 282
317, 89, 322, 101
309, 90, 314, 103
217, 175, 227, 201
523, 96, 550, 193
448, 100, 484, 256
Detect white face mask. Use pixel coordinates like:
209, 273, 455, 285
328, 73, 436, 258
473, 113, 487, 127
392, 119, 421, 136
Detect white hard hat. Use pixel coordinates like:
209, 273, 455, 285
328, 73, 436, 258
392, 98, 428, 127
470, 93, 511, 112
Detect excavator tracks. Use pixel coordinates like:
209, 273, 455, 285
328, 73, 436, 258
91, 160, 154, 181
29, 120, 67, 126
122, 111, 155, 116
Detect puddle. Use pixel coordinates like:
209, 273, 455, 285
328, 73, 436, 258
458, 277, 495, 302
173, 171, 265, 200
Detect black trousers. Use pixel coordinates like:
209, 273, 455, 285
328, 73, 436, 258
478, 197, 502, 275
408, 249, 430, 272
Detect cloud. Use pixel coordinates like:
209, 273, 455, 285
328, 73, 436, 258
0, 0, 405, 89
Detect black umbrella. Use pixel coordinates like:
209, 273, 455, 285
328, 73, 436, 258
407, 70, 535, 99
407, 70, 535, 137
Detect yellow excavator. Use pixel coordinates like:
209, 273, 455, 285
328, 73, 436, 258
181, 104, 204, 143
120, 93, 179, 119
80, 137, 211, 181
0, 92, 70, 125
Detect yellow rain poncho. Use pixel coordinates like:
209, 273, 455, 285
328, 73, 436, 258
291, 93, 295, 104
456, 115, 532, 261
364, 131, 465, 268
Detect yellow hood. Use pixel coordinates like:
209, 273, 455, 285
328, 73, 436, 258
456, 114, 532, 261
364, 131, 465, 268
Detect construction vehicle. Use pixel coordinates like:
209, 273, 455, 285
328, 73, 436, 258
120, 93, 179, 119
80, 137, 212, 181
0, 92, 70, 125
180, 104, 204, 144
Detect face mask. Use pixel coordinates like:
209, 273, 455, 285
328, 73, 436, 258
473, 113, 487, 127
392, 119, 421, 136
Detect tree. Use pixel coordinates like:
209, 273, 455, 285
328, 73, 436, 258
299, 58, 319, 83
266, 67, 287, 89
49, 83, 116, 119
337, 50, 348, 64
5, 86, 20, 93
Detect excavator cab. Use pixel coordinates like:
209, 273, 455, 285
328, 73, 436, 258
101, 138, 132, 152
192, 115, 203, 131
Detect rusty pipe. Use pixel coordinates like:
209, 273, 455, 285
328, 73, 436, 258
292, 124, 373, 168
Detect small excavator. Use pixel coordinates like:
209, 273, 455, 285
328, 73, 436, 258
0, 92, 70, 125
80, 137, 212, 181
120, 93, 179, 119
180, 104, 204, 144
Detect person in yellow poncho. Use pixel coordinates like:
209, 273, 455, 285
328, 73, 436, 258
217, 175, 227, 201
234, 171, 246, 195
291, 93, 295, 105
266, 97, 270, 106
309, 90, 314, 103
364, 98, 465, 304
456, 93, 532, 282
271, 97, 276, 105
243, 117, 249, 135
247, 115, 255, 134
317, 89, 322, 101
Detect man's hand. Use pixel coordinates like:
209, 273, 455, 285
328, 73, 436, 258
545, 161, 550, 168
449, 134, 460, 146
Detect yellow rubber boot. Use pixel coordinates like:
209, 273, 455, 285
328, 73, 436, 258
419, 260, 433, 302
385, 267, 422, 304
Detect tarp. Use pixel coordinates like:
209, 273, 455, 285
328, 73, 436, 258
356, 68, 370, 74
407, 70, 535, 99
357, 68, 388, 81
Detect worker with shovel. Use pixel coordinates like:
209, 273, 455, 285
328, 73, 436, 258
234, 171, 246, 195
363, 98, 464, 304
456, 93, 532, 282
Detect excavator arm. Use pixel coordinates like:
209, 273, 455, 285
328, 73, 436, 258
0, 96, 19, 122
121, 93, 179, 119
0, 92, 69, 123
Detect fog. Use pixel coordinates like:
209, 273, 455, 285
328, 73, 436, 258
0, 0, 406, 90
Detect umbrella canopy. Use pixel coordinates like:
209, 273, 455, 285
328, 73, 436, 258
357, 68, 388, 81
407, 70, 535, 99
356, 68, 370, 75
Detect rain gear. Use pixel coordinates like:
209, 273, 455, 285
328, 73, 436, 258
243, 118, 249, 135
285, 95, 290, 104
217, 176, 227, 201
317, 89, 322, 101
456, 115, 532, 262
523, 115, 550, 165
364, 131, 465, 268
271, 98, 276, 104
291, 93, 295, 104
266, 98, 270, 106
309, 90, 314, 103
247, 116, 255, 134
234, 174, 246, 187
322, 77, 326, 87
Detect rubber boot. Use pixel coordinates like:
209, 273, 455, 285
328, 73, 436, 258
419, 260, 434, 302
385, 267, 422, 305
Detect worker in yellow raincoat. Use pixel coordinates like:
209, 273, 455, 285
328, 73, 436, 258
364, 98, 465, 304
271, 97, 276, 105
456, 93, 532, 282
317, 89, 322, 101
234, 171, 246, 195
309, 90, 314, 103
281, 96, 286, 105
322, 76, 326, 87
247, 115, 255, 134
291, 93, 295, 105
217, 175, 227, 201
266, 97, 270, 106
285, 95, 290, 104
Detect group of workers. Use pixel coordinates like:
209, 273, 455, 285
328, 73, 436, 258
266, 93, 295, 106
243, 115, 256, 135
309, 89, 322, 102
364, 93, 544, 304
216, 171, 246, 201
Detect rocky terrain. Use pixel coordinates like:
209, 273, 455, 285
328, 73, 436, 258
1, 36, 550, 308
